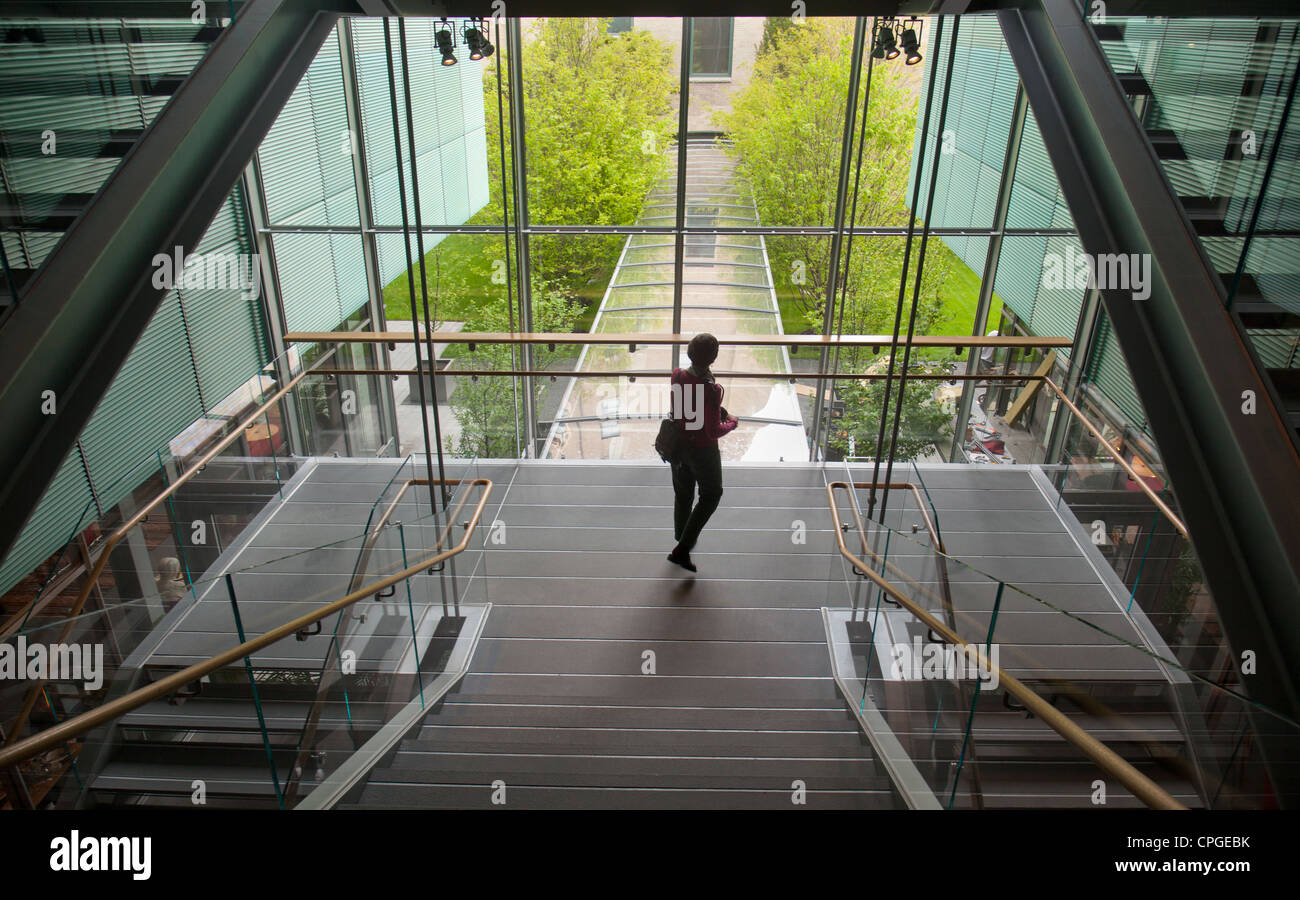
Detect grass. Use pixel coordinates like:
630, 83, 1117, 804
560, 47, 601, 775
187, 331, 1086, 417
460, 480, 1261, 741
933, 244, 1003, 337
381, 233, 614, 348
772, 242, 1003, 348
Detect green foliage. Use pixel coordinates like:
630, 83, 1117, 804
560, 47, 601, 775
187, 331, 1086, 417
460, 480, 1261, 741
828, 357, 957, 461
757, 15, 803, 65
450, 281, 581, 458
386, 19, 677, 326
485, 18, 678, 291
716, 17, 953, 361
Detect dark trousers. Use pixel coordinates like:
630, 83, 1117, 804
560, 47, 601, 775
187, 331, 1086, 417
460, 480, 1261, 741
671, 443, 724, 553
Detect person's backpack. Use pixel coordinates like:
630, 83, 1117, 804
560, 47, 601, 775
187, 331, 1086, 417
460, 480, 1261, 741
654, 416, 682, 462
655, 368, 684, 462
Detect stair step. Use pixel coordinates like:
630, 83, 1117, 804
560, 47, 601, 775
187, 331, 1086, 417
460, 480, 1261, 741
350, 783, 895, 810
374, 751, 889, 791
401, 725, 869, 757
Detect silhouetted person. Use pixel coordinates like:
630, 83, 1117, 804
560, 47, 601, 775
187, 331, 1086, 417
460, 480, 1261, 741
667, 334, 738, 572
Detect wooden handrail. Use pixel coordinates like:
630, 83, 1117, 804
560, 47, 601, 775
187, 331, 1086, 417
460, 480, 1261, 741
0, 479, 492, 771
0, 351, 336, 749
285, 330, 1074, 350
1042, 377, 1189, 539
826, 481, 1186, 810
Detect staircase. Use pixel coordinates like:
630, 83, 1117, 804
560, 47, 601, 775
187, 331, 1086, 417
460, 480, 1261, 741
344, 463, 901, 810
29, 459, 1221, 809
0, 15, 223, 315
1095, 17, 1300, 445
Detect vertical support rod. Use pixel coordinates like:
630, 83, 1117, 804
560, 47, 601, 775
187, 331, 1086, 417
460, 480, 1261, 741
494, 15, 522, 458
869, 16, 946, 516
1045, 285, 1102, 464
948, 83, 1027, 462
396, 522, 425, 708
225, 573, 284, 810
880, 18, 961, 516
949, 580, 1003, 810
672, 18, 693, 356
507, 18, 537, 456
383, 20, 439, 508
397, 20, 449, 506
339, 17, 400, 457
810, 16, 868, 459
825, 17, 876, 461
241, 156, 306, 457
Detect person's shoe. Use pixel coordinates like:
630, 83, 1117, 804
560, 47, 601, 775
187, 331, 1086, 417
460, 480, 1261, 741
667, 549, 697, 572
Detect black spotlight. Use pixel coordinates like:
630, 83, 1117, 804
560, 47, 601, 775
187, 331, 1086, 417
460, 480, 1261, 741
875, 23, 900, 61
436, 27, 457, 66
901, 19, 922, 65
464, 22, 494, 60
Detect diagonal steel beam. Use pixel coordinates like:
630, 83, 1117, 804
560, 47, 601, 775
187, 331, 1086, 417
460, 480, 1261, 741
1000, 0, 1300, 806
0, 0, 341, 565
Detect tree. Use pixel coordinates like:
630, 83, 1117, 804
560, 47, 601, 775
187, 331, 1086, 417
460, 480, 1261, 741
828, 357, 957, 462
450, 281, 581, 458
481, 18, 678, 294
717, 18, 959, 447
715, 17, 951, 369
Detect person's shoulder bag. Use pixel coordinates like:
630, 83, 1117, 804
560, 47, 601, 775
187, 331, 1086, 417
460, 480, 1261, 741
655, 368, 685, 462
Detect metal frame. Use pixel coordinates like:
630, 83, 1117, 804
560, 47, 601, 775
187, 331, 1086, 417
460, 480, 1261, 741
338, 16, 400, 457
0, 0, 342, 566
810, 16, 867, 458
507, 17, 537, 456
1000, 0, 1300, 806
257, 224, 1080, 236
671, 20, 693, 358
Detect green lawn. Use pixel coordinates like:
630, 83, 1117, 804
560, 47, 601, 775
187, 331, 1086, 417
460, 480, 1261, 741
381, 233, 612, 351
934, 246, 1002, 336
382, 234, 996, 362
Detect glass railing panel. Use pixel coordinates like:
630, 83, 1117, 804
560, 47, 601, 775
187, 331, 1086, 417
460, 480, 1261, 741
286, 458, 491, 806
850, 509, 1300, 809
0, 597, 165, 808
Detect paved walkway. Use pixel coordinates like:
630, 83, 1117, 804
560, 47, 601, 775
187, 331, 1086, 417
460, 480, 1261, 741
544, 137, 808, 461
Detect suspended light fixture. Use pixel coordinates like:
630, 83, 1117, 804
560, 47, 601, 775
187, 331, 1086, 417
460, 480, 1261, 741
436, 19, 457, 66
900, 18, 923, 66
464, 18, 494, 60
873, 19, 901, 61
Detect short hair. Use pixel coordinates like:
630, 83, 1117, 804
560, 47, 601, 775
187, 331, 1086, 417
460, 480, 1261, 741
687, 333, 719, 368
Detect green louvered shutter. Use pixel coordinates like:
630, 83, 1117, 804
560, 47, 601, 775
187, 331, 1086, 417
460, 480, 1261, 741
0, 452, 96, 597
181, 192, 271, 406
1087, 314, 1148, 433
78, 292, 205, 505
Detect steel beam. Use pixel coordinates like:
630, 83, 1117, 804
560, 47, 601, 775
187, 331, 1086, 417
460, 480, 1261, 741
1001, 0, 1300, 806
0, 0, 340, 566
